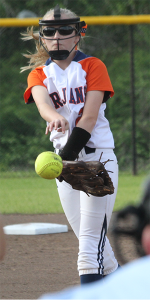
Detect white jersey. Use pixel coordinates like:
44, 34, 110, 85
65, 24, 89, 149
24, 50, 115, 150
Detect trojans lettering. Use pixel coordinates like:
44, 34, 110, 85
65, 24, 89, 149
50, 86, 86, 109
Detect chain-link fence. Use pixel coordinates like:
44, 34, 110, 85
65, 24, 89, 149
0, 0, 150, 173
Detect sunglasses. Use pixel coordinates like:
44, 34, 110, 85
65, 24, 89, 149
42, 26, 76, 37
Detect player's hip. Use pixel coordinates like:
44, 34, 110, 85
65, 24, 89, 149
55, 145, 118, 166
78, 147, 118, 163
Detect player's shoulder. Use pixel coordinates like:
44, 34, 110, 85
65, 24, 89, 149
74, 50, 107, 70
73, 50, 91, 62
29, 65, 45, 74
27, 65, 46, 81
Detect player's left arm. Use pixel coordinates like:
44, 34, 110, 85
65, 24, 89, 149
76, 90, 104, 133
58, 90, 104, 161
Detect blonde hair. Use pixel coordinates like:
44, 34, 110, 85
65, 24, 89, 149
20, 8, 78, 72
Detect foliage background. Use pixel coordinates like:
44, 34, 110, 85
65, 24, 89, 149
0, 0, 150, 173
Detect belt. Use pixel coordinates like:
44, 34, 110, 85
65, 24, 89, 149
84, 146, 96, 154
56, 147, 112, 156
55, 146, 96, 155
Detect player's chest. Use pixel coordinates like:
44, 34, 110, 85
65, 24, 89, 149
43, 62, 87, 110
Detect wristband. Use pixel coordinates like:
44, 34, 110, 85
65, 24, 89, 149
59, 127, 91, 161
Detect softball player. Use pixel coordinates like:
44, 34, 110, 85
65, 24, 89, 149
23, 5, 119, 284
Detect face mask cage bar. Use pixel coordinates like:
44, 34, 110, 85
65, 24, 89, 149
39, 18, 87, 60
39, 19, 86, 37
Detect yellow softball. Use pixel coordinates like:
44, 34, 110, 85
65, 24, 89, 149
35, 151, 63, 179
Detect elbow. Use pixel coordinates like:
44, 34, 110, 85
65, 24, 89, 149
85, 115, 97, 129
37, 104, 46, 120
89, 117, 97, 129
77, 116, 97, 134
36, 104, 42, 116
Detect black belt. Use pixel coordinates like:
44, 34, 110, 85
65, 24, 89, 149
56, 146, 96, 155
84, 146, 96, 154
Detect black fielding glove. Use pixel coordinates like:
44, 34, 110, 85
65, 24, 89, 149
59, 127, 91, 161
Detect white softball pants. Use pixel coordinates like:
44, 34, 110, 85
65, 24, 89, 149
56, 148, 119, 276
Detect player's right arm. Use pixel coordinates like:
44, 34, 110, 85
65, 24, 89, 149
31, 85, 69, 134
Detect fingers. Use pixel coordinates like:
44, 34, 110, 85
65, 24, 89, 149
56, 119, 66, 134
45, 119, 69, 134
45, 126, 49, 135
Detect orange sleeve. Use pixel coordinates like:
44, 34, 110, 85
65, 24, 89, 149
80, 57, 114, 102
24, 66, 47, 104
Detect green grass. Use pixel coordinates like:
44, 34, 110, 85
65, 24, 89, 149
0, 172, 62, 214
114, 172, 148, 210
0, 171, 148, 214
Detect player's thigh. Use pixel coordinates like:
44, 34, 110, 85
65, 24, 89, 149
79, 191, 108, 240
93, 149, 118, 225
101, 152, 118, 226
56, 179, 80, 238
78, 192, 108, 272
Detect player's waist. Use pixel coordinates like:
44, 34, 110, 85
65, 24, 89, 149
82, 146, 114, 155
55, 146, 113, 155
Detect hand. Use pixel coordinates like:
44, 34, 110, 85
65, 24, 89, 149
45, 119, 69, 134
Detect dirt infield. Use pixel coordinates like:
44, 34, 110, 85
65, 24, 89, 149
0, 213, 138, 299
